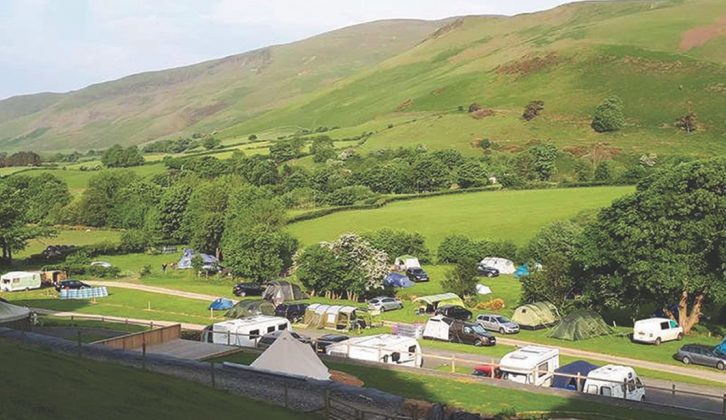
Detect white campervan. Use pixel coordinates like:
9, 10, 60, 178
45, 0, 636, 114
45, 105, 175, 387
632, 318, 683, 345
326, 334, 423, 367
499, 346, 559, 386
210, 316, 290, 348
0, 271, 41, 292
583, 365, 645, 401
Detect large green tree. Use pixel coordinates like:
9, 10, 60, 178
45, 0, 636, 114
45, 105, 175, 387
78, 170, 138, 226
0, 181, 54, 261
591, 96, 625, 133
578, 158, 726, 332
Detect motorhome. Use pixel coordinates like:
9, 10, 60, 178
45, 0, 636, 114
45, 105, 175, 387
325, 334, 423, 367
583, 365, 645, 401
632, 317, 682, 345
0, 271, 41, 292
499, 346, 559, 386
207, 316, 290, 348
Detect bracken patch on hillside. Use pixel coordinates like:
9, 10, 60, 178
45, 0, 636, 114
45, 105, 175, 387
496, 53, 559, 77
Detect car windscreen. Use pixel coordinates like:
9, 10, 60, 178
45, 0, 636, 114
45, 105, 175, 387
471, 324, 488, 335
495, 316, 510, 323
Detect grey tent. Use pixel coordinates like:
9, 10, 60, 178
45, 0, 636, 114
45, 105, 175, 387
549, 310, 612, 341
177, 248, 218, 269
251, 330, 330, 380
511, 302, 560, 330
0, 300, 31, 330
225, 299, 275, 319
263, 281, 308, 305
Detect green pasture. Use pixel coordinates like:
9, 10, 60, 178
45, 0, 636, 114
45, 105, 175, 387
288, 186, 634, 248
16, 229, 122, 259
0, 339, 309, 420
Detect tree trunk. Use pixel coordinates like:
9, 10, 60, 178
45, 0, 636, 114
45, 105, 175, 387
677, 290, 705, 334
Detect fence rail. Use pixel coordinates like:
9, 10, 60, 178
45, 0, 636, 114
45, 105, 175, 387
92, 324, 181, 350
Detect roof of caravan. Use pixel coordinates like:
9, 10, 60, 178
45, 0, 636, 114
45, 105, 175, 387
500, 346, 559, 369
214, 316, 287, 328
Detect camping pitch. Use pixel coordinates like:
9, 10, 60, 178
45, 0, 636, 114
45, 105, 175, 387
511, 302, 560, 330
549, 310, 612, 341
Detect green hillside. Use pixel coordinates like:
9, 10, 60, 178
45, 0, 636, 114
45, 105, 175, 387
0, 0, 724, 156
288, 186, 634, 248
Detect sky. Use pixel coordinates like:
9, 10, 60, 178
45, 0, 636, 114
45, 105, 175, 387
0, 0, 578, 100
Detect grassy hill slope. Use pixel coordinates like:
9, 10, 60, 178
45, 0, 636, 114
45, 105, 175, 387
0, 0, 724, 156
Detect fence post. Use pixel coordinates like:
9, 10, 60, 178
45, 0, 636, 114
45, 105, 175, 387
622, 378, 627, 400
576, 373, 582, 392
210, 362, 216, 389
227, 330, 231, 346
722, 393, 725, 416
534, 366, 539, 385
451, 354, 456, 373
324, 389, 330, 419
283, 383, 289, 408
671, 383, 676, 397
142, 342, 147, 370
77, 330, 82, 358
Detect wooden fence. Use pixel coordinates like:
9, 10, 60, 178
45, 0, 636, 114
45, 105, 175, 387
94, 324, 181, 350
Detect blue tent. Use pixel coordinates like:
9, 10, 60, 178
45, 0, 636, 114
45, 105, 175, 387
716, 338, 726, 356
384, 272, 414, 288
553, 360, 598, 390
178, 248, 219, 269
209, 298, 234, 311
514, 264, 530, 279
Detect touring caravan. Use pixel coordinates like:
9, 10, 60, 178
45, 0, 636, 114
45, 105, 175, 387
0, 271, 41, 292
325, 334, 423, 367
208, 316, 290, 348
499, 346, 560, 386
583, 365, 645, 401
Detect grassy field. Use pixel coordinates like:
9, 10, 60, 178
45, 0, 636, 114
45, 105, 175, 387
15, 228, 122, 259
288, 186, 633, 248
215, 352, 690, 419
0, 339, 310, 420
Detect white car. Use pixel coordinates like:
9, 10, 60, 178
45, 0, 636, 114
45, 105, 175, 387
90, 261, 112, 268
632, 317, 683, 345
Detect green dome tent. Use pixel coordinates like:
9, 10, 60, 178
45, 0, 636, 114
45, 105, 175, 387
549, 310, 612, 341
225, 299, 275, 319
511, 302, 560, 330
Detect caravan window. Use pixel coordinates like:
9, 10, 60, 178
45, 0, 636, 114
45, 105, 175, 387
600, 387, 612, 397
249, 329, 260, 339
408, 345, 417, 355
278, 323, 287, 330
12, 278, 19, 284
267, 326, 276, 333
537, 362, 549, 378
586, 385, 598, 394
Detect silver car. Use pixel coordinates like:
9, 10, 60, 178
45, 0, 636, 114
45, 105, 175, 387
368, 296, 403, 312
675, 344, 725, 370
476, 314, 520, 334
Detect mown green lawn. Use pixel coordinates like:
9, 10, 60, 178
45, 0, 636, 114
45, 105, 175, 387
288, 186, 634, 248
2, 287, 222, 326
16, 228, 122, 259
215, 352, 688, 419
0, 339, 310, 420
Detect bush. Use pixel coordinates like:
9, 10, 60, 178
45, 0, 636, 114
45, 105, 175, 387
522, 100, 544, 121
441, 260, 479, 298
591, 96, 624, 132
326, 185, 376, 206
88, 265, 120, 278
120, 229, 150, 253
675, 112, 697, 132
437, 234, 479, 263
468, 102, 482, 113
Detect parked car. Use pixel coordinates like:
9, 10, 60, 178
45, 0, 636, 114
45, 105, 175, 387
406, 267, 429, 282
257, 330, 312, 350
232, 282, 264, 297
476, 314, 520, 334
368, 296, 403, 312
472, 364, 502, 378
423, 316, 496, 346
315, 334, 350, 353
632, 317, 683, 345
55, 280, 90, 292
675, 344, 725, 370
476, 264, 500, 278
274, 303, 308, 323
435, 305, 472, 321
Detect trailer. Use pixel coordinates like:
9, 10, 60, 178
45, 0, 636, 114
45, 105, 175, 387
326, 334, 423, 367
499, 345, 559, 386
0, 271, 41, 292
208, 316, 290, 348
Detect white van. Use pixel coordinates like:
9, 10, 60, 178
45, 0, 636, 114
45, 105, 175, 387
326, 334, 423, 367
209, 316, 290, 348
584, 365, 645, 401
499, 346, 559, 386
0, 271, 41, 292
633, 317, 683, 345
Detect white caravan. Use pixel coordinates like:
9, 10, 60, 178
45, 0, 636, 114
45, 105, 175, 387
632, 317, 683, 345
210, 316, 290, 348
583, 365, 645, 401
0, 271, 41, 292
499, 346, 560, 386
326, 334, 423, 367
